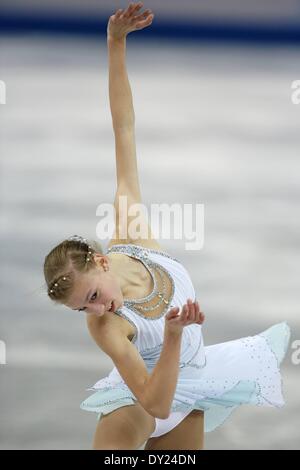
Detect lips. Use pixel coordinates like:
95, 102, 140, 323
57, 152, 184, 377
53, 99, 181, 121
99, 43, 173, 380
108, 301, 114, 312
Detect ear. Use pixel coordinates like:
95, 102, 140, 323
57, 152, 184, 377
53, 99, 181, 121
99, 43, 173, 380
93, 253, 108, 268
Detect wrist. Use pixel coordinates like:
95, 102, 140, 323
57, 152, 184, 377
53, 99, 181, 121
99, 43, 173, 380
164, 328, 183, 341
107, 34, 126, 44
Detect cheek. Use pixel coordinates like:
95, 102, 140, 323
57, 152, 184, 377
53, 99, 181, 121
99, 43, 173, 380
99, 288, 113, 303
98, 282, 117, 303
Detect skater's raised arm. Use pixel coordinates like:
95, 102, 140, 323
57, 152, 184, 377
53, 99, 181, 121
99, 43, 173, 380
107, 2, 154, 131
107, 3, 154, 191
107, 34, 134, 130
106, 3, 160, 250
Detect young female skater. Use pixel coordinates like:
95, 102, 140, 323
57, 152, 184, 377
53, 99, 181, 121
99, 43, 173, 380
43, 3, 291, 450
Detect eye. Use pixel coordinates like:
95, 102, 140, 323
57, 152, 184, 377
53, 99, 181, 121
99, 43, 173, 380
77, 291, 98, 312
90, 292, 97, 302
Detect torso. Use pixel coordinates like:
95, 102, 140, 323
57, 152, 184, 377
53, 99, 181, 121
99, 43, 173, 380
86, 245, 174, 343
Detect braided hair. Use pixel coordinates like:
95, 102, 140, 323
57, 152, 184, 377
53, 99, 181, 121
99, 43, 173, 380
44, 235, 103, 305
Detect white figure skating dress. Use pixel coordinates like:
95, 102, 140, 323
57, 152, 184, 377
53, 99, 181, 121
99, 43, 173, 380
80, 244, 291, 438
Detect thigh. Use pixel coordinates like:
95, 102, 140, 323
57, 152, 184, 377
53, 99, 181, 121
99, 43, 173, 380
144, 410, 204, 450
92, 403, 156, 450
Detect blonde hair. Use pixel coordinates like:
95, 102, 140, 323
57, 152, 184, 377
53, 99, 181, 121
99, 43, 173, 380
43, 237, 103, 305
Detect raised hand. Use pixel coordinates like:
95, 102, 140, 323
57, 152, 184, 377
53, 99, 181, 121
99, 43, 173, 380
107, 2, 154, 41
165, 299, 205, 335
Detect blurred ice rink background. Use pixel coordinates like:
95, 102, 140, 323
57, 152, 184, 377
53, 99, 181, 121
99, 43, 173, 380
0, 0, 300, 450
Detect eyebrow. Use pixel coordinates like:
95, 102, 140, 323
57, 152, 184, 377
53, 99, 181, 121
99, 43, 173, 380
72, 289, 92, 311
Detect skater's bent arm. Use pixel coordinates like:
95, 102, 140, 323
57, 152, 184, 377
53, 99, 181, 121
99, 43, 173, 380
86, 319, 182, 419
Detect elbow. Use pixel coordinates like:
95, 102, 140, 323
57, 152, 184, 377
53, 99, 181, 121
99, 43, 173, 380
156, 410, 170, 420
146, 404, 170, 420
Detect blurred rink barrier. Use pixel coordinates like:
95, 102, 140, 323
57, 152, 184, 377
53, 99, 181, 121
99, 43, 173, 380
1, 0, 300, 43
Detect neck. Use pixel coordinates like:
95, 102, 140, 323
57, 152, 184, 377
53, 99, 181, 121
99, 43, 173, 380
107, 252, 133, 297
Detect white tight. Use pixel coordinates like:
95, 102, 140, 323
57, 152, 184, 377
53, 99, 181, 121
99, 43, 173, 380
150, 409, 192, 438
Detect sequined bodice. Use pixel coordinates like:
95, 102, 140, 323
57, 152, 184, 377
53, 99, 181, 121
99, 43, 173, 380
105, 243, 195, 337
107, 244, 176, 321
102, 243, 206, 371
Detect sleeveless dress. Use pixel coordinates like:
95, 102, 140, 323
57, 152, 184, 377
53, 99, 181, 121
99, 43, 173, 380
80, 244, 291, 438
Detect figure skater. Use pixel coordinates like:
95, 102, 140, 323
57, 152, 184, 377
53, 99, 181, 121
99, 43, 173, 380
43, 2, 291, 450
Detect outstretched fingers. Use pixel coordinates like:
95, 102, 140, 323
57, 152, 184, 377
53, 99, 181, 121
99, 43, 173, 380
114, 9, 123, 20
195, 301, 205, 324
126, 2, 154, 25
125, 2, 143, 18
184, 299, 205, 325
166, 299, 205, 327
109, 2, 154, 38
135, 13, 154, 28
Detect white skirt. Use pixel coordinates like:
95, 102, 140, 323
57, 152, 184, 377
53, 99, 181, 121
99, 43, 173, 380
80, 322, 291, 436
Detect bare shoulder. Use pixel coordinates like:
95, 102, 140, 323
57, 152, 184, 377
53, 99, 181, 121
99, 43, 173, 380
85, 312, 133, 347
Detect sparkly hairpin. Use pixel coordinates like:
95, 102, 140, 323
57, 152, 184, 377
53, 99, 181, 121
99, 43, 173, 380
49, 236, 94, 296
67, 234, 93, 263
49, 276, 67, 294
68, 234, 88, 244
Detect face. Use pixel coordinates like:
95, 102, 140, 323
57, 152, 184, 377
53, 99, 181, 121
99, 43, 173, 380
65, 254, 124, 317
